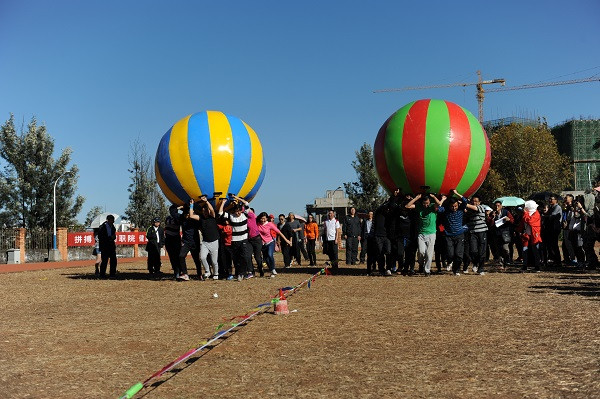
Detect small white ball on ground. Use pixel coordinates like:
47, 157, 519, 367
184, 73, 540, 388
213, 293, 218, 298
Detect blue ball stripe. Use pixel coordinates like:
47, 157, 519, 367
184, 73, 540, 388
245, 158, 266, 201
187, 112, 215, 196
156, 128, 189, 202
227, 113, 251, 196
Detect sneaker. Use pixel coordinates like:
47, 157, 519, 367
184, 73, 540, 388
391, 266, 398, 273
385, 269, 392, 276
472, 266, 478, 273
180, 274, 190, 281
203, 272, 211, 279
271, 269, 277, 275
284, 265, 291, 269
212, 275, 219, 280
463, 269, 469, 274
237, 275, 243, 282
446, 262, 452, 272
453, 272, 460, 276
478, 271, 486, 276
226, 275, 234, 281
246, 273, 254, 279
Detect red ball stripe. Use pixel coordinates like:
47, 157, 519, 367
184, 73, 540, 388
464, 131, 491, 197
401, 99, 430, 194
374, 115, 396, 192
439, 101, 472, 195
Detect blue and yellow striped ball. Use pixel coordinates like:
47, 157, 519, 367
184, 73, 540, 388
155, 110, 265, 205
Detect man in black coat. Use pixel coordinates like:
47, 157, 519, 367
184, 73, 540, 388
343, 207, 361, 265
98, 214, 117, 278
146, 217, 165, 274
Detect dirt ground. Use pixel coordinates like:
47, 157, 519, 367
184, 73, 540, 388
0, 254, 599, 399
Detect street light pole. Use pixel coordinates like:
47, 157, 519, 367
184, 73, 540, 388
53, 170, 72, 252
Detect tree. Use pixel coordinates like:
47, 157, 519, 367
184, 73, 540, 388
477, 122, 573, 201
84, 205, 104, 227
0, 114, 84, 228
344, 142, 386, 212
124, 138, 166, 229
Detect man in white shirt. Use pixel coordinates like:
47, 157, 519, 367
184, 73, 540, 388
322, 210, 341, 271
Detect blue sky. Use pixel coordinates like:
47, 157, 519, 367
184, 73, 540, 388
1, 0, 599, 224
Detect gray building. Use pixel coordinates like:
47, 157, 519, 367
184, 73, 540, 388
551, 119, 600, 190
306, 189, 351, 224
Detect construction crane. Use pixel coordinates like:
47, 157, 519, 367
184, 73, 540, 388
486, 76, 600, 93
375, 71, 600, 123
373, 70, 506, 122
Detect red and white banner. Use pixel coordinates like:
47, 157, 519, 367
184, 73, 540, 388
68, 232, 148, 247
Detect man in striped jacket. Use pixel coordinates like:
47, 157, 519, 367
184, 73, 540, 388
462, 192, 489, 275
219, 196, 252, 281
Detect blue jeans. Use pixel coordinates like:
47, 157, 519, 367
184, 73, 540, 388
262, 240, 276, 271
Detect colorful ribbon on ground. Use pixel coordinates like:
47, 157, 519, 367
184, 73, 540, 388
117, 268, 329, 399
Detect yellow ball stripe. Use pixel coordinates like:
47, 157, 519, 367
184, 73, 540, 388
155, 162, 182, 204
238, 121, 263, 198
207, 111, 234, 197
169, 115, 202, 198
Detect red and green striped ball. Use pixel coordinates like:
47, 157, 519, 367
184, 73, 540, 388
374, 99, 491, 197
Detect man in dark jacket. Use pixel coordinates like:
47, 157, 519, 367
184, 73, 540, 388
98, 214, 117, 278
343, 207, 361, 265
146, 217, 165, 275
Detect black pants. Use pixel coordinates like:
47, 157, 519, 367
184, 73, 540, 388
298, 238, 309, 261
387, 236, 407, 271
568, 230, 585, 264
345, 236, 359, 264
324, 240, 339, 269
247, 235, 264, 275
147, 244, 162, 273
219, 244, 233, 278
445, 234, 464, 273
179, 241, 201, 276
583, 228, 598, 268
359, 238, 367, 262
99, 244, 117, 276
231, 239, 250, 275
165, 236, 181, 276
545, 230, 561, 264
470, 231, 488, 272
282, 242, 292, 267
523, 243, 541, 270
562, 229, 575, 262
366, 236, 377, 272
374, 236, 391, 273
307, 239, 317, 265
434, 232, 447, 271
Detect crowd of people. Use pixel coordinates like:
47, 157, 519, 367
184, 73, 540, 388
92, 188, 600, 280
334, 188, 600, 277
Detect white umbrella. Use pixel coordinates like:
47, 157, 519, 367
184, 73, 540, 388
89, 213, 120, 228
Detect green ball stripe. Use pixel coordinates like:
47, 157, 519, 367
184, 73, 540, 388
383, 101, 415, 193
456, 106, 487, 194
424, 99, 451, 193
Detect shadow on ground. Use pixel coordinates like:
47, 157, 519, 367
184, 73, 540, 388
529, 273, 600, 300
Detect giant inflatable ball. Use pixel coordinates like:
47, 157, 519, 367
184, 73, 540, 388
374, 99, 491, 197
155, 110, 265, 205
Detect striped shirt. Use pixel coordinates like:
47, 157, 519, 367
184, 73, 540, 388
443, 201, 467, 236
221, 212, 248, 241
467, 204, 488, 233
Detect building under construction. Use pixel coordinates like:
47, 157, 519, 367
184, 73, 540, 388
551, 119, 600, 191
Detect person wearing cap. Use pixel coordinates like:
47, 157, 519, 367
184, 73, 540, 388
97, 214, 117, 278
146, 217, 165, 275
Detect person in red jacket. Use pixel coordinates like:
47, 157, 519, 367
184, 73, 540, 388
519, 200, 542, 272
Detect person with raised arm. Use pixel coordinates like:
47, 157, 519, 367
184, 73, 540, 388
405, 192, 445, 276
219, 195, 251, 280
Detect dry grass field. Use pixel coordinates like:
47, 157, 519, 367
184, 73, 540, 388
1, 255, 599, 399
